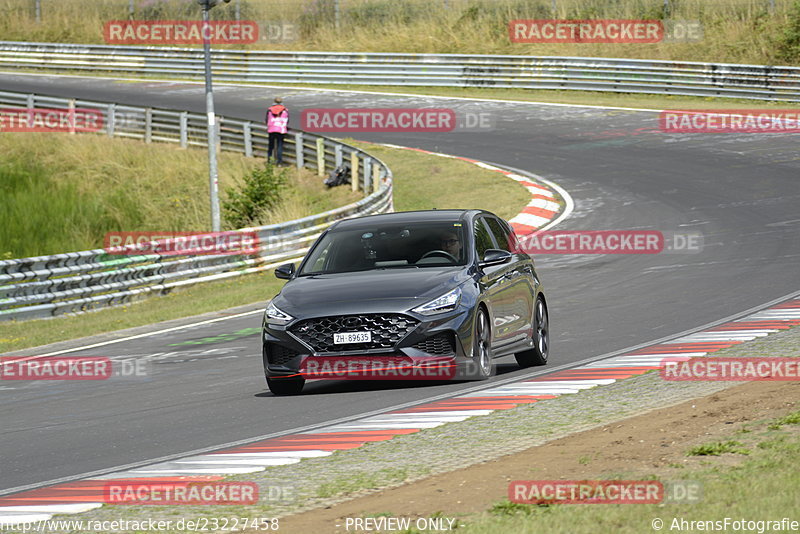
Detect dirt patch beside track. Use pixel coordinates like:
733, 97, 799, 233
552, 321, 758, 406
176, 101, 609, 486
277, 380, 799, 533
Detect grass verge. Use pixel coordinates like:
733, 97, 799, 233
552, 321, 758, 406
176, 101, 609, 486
3, 0, 800, 65
463, 409, 800, 534
0, 133, 360, 258
0, 142, 531, 353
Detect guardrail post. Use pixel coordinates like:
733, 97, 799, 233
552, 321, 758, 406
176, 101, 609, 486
316, 137, 325, 176
68, 99, 76, 135
243, 122, 252, 157
145, 107, 152, 143
180, 112, 188, 148
373, 163, 381, 194
334, 144, 342, 168
295, 132, 304, 169
216, 116, 223, 154
364, 157, 372, 193
24, 94, 34, 131
350, 152, 359, 192
107, 103, 116, 138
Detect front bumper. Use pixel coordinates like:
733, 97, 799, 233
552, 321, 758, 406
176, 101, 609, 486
262, 307, 473, 381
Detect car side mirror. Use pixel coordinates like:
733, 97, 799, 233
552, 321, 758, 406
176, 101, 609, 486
479, 249, 513, 267
275, 263, 296, 279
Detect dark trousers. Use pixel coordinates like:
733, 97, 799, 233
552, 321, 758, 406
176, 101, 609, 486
268, 132, 285, 164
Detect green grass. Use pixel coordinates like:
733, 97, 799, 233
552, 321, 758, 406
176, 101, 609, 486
0, 271, 287, 353
768, 411, 800, 430
3, 0, 800, 65
458, 411, 800, 534
0, 140, 531, 353
686, 440, 751, 456
347, 140, 531, 222
316, 468, 410, 499
0, 133, 360, 258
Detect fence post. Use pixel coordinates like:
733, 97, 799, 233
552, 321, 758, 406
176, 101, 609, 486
316, 137, 325, 176
179, 112, 188, 148
145, 107, 152, 143
334, 144, 342, 168
216, 116, 223, 154
350, 152, 359, 192
129, 0, 134, 18
363, 157, 372, 193
235, 0, 241, 21
372, 163, 380, 194
26, 94, 34, 130
68, 99, 76, 135
107, 103, 116, 138
34, 0, 41, 23
295, 132, 304, 168
334, 0, 340, 29
243, 122, 252, 157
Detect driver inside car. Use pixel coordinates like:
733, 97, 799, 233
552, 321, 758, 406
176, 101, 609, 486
440, 230, 462, 261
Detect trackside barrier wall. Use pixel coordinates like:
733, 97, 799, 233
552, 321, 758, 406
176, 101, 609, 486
0, 90, 393, 321
0, 42, 799, 101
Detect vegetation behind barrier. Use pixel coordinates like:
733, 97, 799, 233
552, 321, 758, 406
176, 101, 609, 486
2, 0, 800, 64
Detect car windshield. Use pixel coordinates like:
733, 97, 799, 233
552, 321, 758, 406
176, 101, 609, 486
298, 221, 468, 276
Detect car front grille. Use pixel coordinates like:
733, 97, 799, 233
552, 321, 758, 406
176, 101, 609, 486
412, 332, 455, 355
267, 344, 300, 366
290, 314, 419, 353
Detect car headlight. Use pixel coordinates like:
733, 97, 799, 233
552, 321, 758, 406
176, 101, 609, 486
412, 287, 462, 315
265, 301, 294, 325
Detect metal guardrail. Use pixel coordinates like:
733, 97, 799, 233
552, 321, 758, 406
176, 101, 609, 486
1, 41, 799, 101
0, 90, 393, 321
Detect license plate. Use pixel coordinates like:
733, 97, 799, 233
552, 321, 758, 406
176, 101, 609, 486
334, 331, 372, 344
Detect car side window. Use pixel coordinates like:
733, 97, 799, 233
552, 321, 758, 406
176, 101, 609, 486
485, 217, 517, 253
473, 217, 495, 259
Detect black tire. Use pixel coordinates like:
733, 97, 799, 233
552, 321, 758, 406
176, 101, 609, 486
515, 296, 549, 368
468, 307, 493, 380
267, 376, 305, 396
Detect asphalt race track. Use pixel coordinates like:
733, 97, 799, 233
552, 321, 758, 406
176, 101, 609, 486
1, 72, 798, 495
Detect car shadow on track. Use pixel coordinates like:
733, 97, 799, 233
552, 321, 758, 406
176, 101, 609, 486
254, 361, 523, 397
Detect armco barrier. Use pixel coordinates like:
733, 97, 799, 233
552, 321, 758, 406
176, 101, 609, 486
1, 42, 799, 101
0, 90, 393, 321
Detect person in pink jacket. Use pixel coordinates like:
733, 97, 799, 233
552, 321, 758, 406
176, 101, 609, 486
266, 96, 289, 165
